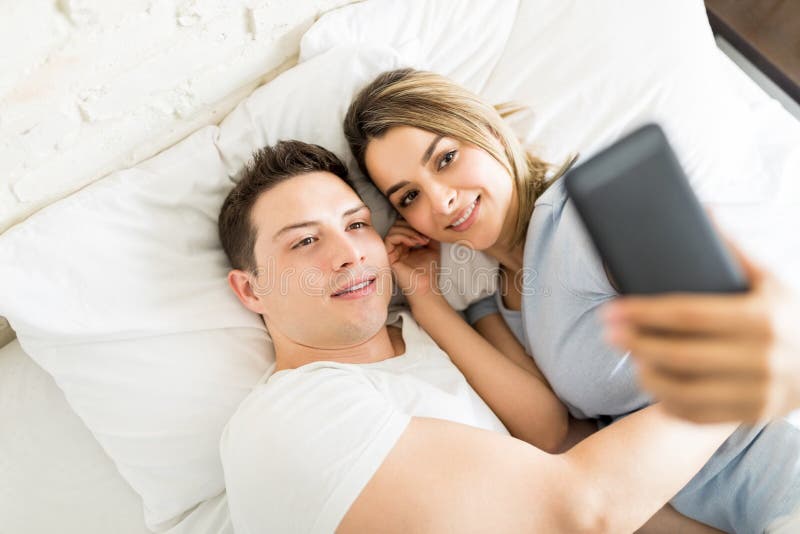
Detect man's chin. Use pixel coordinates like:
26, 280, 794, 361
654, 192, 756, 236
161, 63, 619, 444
334, 309, 388, 344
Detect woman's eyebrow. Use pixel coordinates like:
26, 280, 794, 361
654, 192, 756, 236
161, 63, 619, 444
420, 135, 444, 166
385, 180, 410, 199
383, 135, 444, 199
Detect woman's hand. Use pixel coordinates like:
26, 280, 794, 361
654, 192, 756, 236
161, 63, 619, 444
384, 219, 442, 303
601, 242, 800, 423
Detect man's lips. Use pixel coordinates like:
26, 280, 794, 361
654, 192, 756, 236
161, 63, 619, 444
332, 276, 377, 296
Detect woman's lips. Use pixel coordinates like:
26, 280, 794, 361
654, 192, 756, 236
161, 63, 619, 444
447, 196, 480, 232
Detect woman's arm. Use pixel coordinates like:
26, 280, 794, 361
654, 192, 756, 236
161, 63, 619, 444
473, 311, 548, 378
410, 293, 569, 452
385, 228, 567, 451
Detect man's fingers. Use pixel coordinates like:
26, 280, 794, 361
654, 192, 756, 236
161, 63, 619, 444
637, 363, 764, 422
661, 400, 757, 424
603, 293, 763, 337
610, 327, 767, 377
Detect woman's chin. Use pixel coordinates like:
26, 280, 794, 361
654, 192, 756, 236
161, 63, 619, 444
443, 233, 493, 252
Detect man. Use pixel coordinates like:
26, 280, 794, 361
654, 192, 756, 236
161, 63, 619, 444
217, 140, 733, 533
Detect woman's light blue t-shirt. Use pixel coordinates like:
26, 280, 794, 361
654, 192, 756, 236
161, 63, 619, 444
465, 178, 800, 534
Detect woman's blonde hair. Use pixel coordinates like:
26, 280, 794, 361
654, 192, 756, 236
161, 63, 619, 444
343, 68, 577, 249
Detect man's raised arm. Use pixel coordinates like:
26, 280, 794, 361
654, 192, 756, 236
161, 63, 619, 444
339, 404, 735, 533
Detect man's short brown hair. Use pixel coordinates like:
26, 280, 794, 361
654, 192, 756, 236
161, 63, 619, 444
218, 140, 357, 271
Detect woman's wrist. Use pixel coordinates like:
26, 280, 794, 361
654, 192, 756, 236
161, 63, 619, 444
408, 291, 452, 321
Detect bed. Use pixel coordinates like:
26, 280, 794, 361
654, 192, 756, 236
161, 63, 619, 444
2, 1, 799, 533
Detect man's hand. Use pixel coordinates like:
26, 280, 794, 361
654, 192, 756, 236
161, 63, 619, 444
602, 241, 800, 423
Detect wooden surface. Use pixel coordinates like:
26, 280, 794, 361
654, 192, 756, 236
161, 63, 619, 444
705, 0, 800, 104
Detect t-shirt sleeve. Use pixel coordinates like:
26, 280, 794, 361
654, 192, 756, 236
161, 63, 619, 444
219, 365, 411, 534
464, 292, 500, 325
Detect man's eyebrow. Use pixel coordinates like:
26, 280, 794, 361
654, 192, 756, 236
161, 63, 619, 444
272, 203, 369, 241
421, 135, 444, 166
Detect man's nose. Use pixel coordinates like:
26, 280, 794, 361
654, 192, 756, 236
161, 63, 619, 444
332, 233, 365, 271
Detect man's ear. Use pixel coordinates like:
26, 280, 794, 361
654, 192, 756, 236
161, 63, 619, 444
227, 269, 265, 315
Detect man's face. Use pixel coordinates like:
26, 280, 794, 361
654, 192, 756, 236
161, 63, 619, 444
245, 171, 393, 348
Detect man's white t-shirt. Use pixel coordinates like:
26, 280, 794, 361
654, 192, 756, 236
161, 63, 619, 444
219, 309, 509, 534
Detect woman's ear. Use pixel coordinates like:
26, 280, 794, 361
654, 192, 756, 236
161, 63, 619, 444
227, 269, 265, 315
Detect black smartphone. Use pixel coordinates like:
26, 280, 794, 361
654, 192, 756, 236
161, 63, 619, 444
563, 123, 749, 295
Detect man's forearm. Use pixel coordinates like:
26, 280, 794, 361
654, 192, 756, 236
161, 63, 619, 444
563, 403, 736, 532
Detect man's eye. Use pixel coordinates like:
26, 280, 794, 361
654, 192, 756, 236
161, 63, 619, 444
292, 237, 316, 249
349, 221, 368, 230
399, 190, 418, 208
437, 150, 457, 170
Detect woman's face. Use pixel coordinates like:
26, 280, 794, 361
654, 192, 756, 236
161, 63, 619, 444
364, 126, 515, 250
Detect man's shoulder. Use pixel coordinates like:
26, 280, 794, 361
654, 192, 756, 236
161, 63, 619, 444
230, 363, 376, 425
219, 362, 412, 534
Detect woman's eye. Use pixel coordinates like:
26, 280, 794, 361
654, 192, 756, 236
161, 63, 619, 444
292, 236, 316, 249
437, 150, 457, 170
399, 190, 419, 208
348, 221, 368, 230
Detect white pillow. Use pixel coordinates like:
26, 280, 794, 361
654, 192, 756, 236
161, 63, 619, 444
215, 46, 403, 238
298, 0, 519, 94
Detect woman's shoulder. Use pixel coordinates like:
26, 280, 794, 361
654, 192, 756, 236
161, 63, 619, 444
524, 179, 616, 300
524, 177, 569, 248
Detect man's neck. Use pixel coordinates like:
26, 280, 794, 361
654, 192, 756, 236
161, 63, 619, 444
272, 325, 404, 373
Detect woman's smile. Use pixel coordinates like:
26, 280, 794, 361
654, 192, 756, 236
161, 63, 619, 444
446, 195, 481, 232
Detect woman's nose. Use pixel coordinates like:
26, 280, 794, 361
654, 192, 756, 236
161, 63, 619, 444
429, 182, 457, 216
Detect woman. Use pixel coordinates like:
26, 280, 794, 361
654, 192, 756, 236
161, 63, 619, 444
343, 68, 800, 533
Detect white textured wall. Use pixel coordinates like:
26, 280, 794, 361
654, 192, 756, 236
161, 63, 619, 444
0, 0, 358, 234
0, 0, 360, 347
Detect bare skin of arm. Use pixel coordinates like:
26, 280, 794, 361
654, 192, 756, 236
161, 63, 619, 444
472, 312, 545, 377
474, 319, 724, 534
413, 295, 568, 452
386, 224, 568, 450
338, 404, 735, 533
